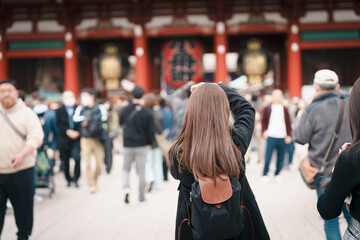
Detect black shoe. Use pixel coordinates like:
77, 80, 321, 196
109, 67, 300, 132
124, 193, 129, 204
74, 182, 79, 188
67, 182, 71, 187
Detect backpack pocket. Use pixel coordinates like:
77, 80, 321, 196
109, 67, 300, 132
190, 177, 243, 240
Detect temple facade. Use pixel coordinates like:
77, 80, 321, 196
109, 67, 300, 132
0, 0, 360, 98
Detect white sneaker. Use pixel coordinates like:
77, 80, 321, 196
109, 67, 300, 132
34, 194, 43, 203
6, 200, 12, 209
261, 176, 270, 183
275, 175, 283, 182
89, 186, 97, 194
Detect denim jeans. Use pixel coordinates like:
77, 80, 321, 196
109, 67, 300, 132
316, 175, 352, 240
263, 137, 286, 176
285, 140, 295, 165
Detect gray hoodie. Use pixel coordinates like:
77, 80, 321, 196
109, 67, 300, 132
294, 92, 351, 175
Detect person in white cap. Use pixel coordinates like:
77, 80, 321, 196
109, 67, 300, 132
294, 69, 351, 240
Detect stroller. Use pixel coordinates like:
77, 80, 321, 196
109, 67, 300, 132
33, 104, 56, 198
35, 148, 55, 198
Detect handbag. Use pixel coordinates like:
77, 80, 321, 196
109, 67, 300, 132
155, 129, 171, 156
299, 99, 345, 189
36, 150, 50, 172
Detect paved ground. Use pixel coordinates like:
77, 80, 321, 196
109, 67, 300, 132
2, 152, 348, 240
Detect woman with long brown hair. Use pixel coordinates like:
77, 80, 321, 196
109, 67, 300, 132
318, 77, 360, 239
167, 82, 269, 240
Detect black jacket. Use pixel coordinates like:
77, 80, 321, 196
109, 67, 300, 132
56, 105, 80, 150
119, 102, 156, 147
318, 146, 360, 221
170, 83, 270, 240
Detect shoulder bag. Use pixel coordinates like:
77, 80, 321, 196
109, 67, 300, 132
0, 110, 27, 140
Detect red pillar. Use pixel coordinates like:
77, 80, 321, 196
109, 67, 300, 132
287, 22, 302, 98
214, 22, 228, 83
64, 28, 79, 96
134, 25, 150, 91
0, 28, 8, 80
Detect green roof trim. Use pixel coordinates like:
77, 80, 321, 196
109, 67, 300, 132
8, 40, 64, 50
301, 30, 360, 41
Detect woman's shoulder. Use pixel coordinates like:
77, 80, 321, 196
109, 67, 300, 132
339, 146, 360, 171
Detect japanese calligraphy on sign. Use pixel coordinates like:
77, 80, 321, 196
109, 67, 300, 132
162, 38, 203, 88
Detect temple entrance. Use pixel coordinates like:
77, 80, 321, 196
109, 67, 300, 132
9, 58, 64, 100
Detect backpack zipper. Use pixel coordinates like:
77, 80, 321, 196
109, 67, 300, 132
190, 192, 192, 202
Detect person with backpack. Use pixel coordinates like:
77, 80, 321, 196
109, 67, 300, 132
167, 82, 269, 240
73, 88, 107, 193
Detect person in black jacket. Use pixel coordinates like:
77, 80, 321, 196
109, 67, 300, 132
318, 77, 360, 239
167, 82, 269, 240
56, 91, 81, 187
119, 85, 156, 203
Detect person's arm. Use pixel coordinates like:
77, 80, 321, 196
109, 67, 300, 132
284, 107, 292, 137
119, 108, 125, 126
169, 153, 196, 188
45, 111, 58, 150
13, 110, 44, 169
73, 106, 85, 123
293, 109, 313, 145
241, 176, 270, 240
99, 104, 108, 122
218, 83, 255, 156
317, 150, 360, 220
146, 113, 156, 146
260, 106, 268, 135
56, 108, 69, 133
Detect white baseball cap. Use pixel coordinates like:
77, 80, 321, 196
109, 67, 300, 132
314, 69, 339, 86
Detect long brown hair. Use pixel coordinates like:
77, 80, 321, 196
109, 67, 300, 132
167, 83, 244, 181
348, 77, 360, 148
323, 77, 360, 188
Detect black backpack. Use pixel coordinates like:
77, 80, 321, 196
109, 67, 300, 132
189, 175, 243, 240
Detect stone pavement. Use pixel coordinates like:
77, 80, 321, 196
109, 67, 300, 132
2, 153, 348, 240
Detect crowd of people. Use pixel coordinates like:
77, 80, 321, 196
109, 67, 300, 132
1, 68, 360, 240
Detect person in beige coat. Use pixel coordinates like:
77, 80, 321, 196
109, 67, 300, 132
0, 79, 44, 240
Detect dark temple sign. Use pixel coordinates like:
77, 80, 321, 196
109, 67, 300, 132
162, 39, 203, 88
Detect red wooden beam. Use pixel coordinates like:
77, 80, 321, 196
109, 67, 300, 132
300, 40, 360, 49
6, 32, 64, 41
227, 23, 288, 34
146, 25, 215, 37
300, 22, 360, 31
7, 49, 65, 58
75, 28, 133, 39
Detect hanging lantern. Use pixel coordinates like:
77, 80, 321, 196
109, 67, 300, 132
237, 39, 271, 86
99, 44, 129, 90
162, 38, 203, 88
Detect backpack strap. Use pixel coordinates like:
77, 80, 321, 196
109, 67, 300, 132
178, 204, 192, 240
241, 200, 255, 240
124, 105, 142, 127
